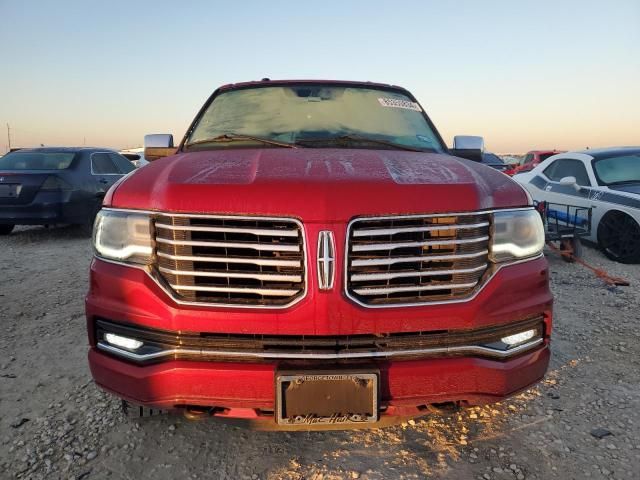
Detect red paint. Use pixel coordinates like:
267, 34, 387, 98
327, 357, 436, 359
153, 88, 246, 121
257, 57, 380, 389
86, 80, 553, 425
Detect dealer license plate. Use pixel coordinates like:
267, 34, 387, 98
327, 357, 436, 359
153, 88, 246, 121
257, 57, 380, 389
276, 371, 378, 426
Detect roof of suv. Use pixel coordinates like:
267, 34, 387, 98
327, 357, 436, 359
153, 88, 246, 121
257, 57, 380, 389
217, 79, 411, 94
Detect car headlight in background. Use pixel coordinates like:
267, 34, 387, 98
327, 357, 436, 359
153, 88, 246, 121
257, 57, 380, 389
93, 209, 153, 264
490, 209, 545, 262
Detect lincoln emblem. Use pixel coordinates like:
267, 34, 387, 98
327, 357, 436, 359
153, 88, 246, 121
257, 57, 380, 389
317, 230, 336, 290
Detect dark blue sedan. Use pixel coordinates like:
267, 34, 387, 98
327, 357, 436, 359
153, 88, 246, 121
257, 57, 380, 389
0, 147, 135, 235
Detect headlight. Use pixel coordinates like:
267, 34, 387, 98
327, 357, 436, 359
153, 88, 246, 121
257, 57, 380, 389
490, 209, 545, 262
93, 209, 153, 264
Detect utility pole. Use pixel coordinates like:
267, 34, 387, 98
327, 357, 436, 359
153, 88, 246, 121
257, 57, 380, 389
6, 123, 11, 152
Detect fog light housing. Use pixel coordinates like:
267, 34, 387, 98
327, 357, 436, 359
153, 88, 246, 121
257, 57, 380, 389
500, 329, 536, 347
105, 333, 143, 350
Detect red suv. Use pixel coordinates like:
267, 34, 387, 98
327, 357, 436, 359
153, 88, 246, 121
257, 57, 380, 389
86, 80, 552, 429
505, 150, 564, 176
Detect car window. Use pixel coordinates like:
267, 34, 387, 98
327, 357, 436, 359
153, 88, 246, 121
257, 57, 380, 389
0, 152, 75, 170
91, 153, 120, 175
539, 153, 556, 162
543, 159, 591, 186
109, 153, 135, 174
523, 154, 534, 164
592, 154, 640, 185
482, 153, 505, 164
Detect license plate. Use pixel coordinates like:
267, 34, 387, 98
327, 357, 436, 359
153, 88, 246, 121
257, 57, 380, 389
276, 371, 378, 426
0, 184, 19, 198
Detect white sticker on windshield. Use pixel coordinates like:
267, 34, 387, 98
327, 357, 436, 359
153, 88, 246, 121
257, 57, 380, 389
378, 98, 422, 111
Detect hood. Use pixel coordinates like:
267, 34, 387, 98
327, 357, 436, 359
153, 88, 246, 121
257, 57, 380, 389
109, 148, 529, 222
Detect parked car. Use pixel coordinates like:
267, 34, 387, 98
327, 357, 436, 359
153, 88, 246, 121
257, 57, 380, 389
119, 149, 149, 168
481, 152, 509, 172
505, 150, 564, 176
514, 147, 640, 263
86, 79, 551, 429
0, 147, 135, 235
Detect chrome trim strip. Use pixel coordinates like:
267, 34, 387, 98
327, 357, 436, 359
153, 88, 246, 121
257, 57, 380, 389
156, 251, 301, 267
351, 265, 486, 282
351, 250, 488, 267
156, 237, 300, 252
96, 337, 544, 362
352, 235, 489, 252
158, 266, 301, 282
170, 284, 300, 296
155, 223, 299, 237
353, 281, 478, 296
353, 221, 490, 237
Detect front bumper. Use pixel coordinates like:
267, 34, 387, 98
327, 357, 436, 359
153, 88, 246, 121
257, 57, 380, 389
86, 255, 553, 426
89, 346, 549, 421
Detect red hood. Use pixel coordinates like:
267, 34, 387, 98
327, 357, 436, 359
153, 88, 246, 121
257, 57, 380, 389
109, 148, 528, 222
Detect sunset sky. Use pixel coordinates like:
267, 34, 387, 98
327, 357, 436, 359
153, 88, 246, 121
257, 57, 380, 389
1, 0, 638, 154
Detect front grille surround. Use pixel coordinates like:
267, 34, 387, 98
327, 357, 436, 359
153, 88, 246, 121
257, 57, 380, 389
345, 212, 494, 308
153, 213, 307, 309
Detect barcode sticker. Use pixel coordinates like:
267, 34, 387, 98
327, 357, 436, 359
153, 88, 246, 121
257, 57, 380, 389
378, 98, 422, 111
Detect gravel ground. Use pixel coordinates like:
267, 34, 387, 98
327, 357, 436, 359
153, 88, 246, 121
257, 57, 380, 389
1, 225, 639, 480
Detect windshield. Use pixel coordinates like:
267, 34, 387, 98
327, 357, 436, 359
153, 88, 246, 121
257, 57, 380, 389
482, 153, 504, 164
185, 85, 445, 152
593, 154, 640, 185
0, 151, 76, 170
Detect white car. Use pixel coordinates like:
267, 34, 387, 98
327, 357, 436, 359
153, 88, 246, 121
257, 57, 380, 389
119, 149, 149, 168
514, 147, 640, 263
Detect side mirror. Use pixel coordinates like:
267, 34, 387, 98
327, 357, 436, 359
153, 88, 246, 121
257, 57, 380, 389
450, 135, 485, 162
144, 134, 176, 161
559, 176, 580, 191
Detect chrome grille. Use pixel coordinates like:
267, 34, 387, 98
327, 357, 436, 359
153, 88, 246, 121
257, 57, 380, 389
346, 213, 491, 306
154, 215, 306, 307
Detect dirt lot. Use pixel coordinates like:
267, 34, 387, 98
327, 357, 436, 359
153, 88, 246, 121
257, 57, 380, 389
1, 225, 639, 480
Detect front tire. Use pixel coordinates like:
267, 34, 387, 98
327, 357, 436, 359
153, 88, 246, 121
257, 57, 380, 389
597, 211, 640, 264
0, 224, 15, 235
77, 204, 101, 237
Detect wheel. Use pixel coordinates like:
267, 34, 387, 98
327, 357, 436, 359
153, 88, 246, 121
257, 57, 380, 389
121, 400, 167, 419
76, 204, 101, 237
0, 224, 15, 235
597, 211, 640, 264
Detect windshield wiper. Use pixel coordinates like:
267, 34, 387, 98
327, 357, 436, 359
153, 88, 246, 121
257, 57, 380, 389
186, 134, 298, 149
295, 134, 424, 152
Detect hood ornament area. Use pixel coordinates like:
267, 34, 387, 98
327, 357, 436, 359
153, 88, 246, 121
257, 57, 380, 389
317, 231, 336, 290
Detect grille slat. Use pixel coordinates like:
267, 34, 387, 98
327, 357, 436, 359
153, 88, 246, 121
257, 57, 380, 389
347, 213, 491, 306
351, 264, 486, 282
158, 267, 302, 282
156, 252, 301, 267
156, 223, 299, 237
352, 235, 489, 252
353, 221, 490, 237
156, 237, 301, 252
170, 285, 300, 296
154, 215, 305, 307
351, 250, 488, 267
